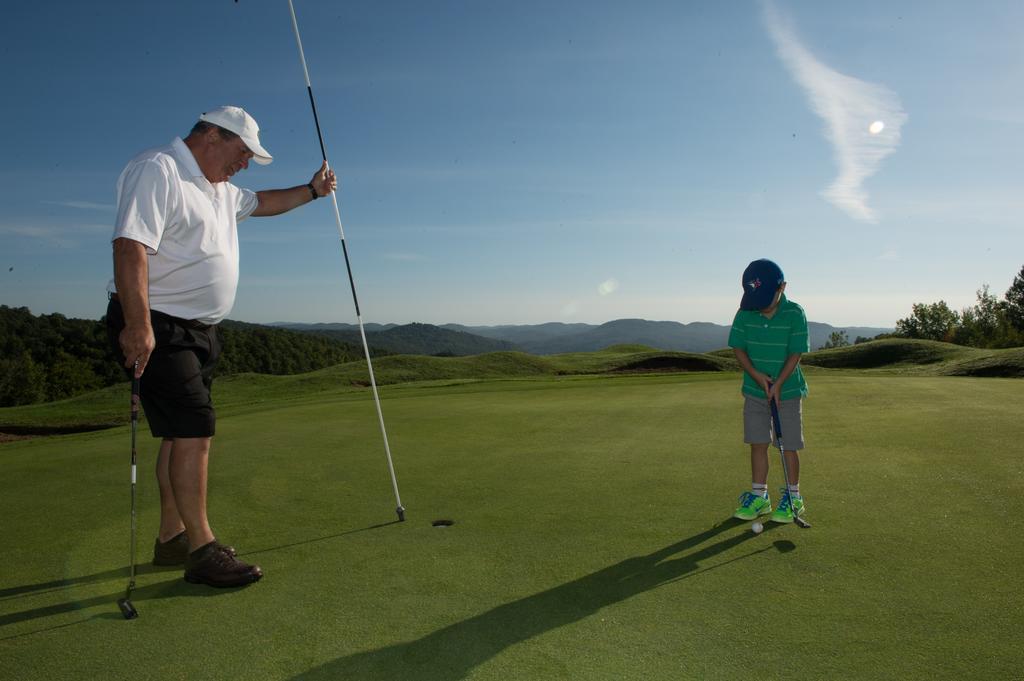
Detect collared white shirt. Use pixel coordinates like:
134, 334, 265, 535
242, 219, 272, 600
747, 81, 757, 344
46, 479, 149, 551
107, 137, 259, 324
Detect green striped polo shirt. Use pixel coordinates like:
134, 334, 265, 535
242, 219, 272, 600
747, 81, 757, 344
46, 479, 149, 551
727, 294, 810, 400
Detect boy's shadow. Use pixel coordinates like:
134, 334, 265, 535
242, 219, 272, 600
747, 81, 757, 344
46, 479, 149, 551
294, 519, 796, 680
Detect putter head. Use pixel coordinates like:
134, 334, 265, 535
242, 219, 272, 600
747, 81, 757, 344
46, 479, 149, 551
397, 506, 406, 522
794, 516, 812, 529
117, 598, 138, 620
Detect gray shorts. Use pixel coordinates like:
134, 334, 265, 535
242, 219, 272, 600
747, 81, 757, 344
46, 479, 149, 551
743, 395, 804, 450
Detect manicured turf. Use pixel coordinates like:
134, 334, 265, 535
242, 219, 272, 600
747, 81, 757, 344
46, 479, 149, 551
1, 373, 1021, 680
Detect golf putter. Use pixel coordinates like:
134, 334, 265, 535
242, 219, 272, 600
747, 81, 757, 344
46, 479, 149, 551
117, 363, 141, 619
769, 391, 811, 529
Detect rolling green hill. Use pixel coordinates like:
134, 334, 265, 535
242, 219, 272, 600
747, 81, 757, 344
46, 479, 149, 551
801, 338, 1024, 376
0, 348, 734, 432
3, 338, 1022, 436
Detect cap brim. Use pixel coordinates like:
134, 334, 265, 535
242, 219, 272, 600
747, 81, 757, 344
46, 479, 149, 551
241, 136, 272, 165
250, 147, 273, 165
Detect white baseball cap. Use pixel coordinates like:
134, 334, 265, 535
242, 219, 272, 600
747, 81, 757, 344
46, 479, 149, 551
199, 105, 273, 165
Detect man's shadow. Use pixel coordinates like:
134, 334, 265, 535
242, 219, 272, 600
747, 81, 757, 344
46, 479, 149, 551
0, 522, 399, 639
294, 519, 796, 680
0, 568, 225, 640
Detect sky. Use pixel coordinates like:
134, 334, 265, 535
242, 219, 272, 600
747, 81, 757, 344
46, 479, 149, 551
1, 0, 1021, 328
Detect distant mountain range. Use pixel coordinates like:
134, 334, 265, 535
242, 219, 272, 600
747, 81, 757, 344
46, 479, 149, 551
273, 319, 893, 357
274, 322, 516, 356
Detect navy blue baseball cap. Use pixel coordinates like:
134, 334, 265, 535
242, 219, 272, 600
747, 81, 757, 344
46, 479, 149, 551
740, 259, 785, 310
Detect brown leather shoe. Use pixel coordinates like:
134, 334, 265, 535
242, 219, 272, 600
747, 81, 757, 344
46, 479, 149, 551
184, 541, 262, 588
153, 532, 236, 566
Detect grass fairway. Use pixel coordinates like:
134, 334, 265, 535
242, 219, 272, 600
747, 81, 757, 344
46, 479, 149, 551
1, 373, 1021, 680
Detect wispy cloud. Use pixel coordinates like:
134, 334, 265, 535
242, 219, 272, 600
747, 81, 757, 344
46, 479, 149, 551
43, 200, 115, 211
0, 222, 109, 249
382, 252, 425, 262
0, 225, 77, 249
761, 1, 907, 222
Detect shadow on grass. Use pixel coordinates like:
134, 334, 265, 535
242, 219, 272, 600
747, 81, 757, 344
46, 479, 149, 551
0, 575, 230, 639
294, 519, 797, 680
0, 562, 179, 602
0, 519, 400, 639
242, 520, 403, 558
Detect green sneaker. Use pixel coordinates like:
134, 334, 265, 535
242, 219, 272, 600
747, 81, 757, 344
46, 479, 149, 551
770, 489, 806, 523
733, 491, 772, 520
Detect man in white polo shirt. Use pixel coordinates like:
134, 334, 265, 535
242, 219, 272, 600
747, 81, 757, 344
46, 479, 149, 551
106, 105, 336, 588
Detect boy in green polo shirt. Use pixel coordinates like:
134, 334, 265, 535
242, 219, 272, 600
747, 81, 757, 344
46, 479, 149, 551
727, 259, 809, 524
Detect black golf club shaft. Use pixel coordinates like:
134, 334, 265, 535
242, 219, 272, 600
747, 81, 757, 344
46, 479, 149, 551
120, 362, 141, 618
769, 389, 810, 528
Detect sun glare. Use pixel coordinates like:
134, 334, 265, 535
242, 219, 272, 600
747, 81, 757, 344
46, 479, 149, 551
869, 120, 885, 135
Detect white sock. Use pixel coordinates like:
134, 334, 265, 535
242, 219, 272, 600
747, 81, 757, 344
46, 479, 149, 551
787, 483, 800, 498
752, 483, 768, 498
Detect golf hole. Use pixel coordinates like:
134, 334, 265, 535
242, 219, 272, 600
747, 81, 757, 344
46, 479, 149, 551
431, 519, 455, 527
773, 539, 796, 553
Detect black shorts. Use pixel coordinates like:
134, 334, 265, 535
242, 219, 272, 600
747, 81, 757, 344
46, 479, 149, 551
106, 298, 221, 438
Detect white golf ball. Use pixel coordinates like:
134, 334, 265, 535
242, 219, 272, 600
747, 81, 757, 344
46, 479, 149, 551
751, 521, 764, 534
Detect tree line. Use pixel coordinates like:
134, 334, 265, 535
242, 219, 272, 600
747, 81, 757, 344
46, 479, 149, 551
823, 265, 1024, 350
893, 265, 1024, 348
819, 264, 1024, 350
0, 306, 368, 407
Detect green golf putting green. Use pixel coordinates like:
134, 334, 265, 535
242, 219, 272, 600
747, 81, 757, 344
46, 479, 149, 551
1, 372, 1021, 680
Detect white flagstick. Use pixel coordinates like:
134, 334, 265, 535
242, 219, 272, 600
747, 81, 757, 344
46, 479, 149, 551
288, 0, 405, 522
